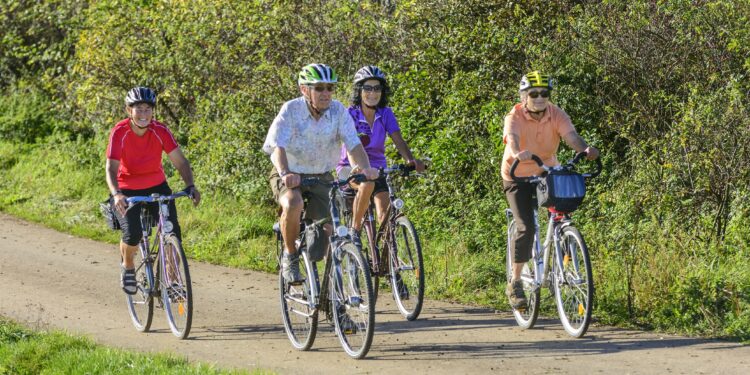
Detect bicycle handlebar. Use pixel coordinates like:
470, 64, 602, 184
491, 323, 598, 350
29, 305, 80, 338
509, 152, 602, 183
381, 163, 428, 178
509, 155, 547, 183
126, 190, 191, 205
299, 173, 368, 187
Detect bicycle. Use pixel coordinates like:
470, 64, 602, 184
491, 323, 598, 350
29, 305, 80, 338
124, 190, 194, 339
506, 152, 601, 338
342, 164, 425, 321
274, 174, 376, 359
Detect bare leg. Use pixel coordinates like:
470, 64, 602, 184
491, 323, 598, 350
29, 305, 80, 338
280, 189, 303, 255
351, 181, 374, 231
121, 241, 138, 269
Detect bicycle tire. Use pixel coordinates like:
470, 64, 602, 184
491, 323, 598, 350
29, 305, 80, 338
160, 234, 193, 339
389, 216, 425, 321
506, 220, 540, 328
553, 225, 593, 338
126, 243, 154, 332
279, 248, 318, 351
331, 242, 375, 359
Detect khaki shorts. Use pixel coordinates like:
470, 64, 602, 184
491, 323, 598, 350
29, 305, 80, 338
270, 169, 333, 221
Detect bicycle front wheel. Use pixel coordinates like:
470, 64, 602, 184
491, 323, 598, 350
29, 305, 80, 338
126, 243, 154, 332
279, 249, 318, 351
389, 216, 425, 321
160, 235, 193, 339
553, 226, 593, 338
506, 220, 540, 328
331, 242, 375, 359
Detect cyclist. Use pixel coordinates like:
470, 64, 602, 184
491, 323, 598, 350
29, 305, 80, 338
263, 63, 378, 285
106, 87, 201, 295
502, 71, 599, 309
337, 65, 425, 298
337, 65, 425, 225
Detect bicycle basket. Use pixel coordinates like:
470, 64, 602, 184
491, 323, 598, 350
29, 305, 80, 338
536, 169, 586, 212
305, 219, 329, 262
99, 197, 121, 230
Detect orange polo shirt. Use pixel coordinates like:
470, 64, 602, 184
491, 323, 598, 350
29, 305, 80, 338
501, 103, 576, 181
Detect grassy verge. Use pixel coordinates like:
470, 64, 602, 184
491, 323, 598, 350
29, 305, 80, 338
0, 317, 269, 374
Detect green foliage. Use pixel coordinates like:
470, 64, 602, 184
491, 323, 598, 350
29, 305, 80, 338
0, 0, 749, 340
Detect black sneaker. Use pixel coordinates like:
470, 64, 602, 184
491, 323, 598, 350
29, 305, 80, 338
121, 267, 137, 295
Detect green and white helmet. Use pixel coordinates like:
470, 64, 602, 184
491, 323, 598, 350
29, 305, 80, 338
298, 63, 338, 85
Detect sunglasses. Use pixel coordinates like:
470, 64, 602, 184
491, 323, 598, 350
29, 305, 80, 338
310, 84, 336, 92
528, 90, 550, 99
362, 84, 383, 93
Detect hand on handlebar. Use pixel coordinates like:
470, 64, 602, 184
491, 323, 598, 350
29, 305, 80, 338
514, 150, 533, 161
113, 193, 128, 216
281, 173, 300, 189
584, 146, 600, 160
185, 186, 201, 206
407, 159, 427, 173
352, 166, 379, 181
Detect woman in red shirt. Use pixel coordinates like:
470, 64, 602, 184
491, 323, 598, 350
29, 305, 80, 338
105, 87, 201, 295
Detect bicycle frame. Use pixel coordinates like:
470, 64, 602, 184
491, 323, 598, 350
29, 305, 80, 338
292, 177, 361, 316
128, 192, 189, 299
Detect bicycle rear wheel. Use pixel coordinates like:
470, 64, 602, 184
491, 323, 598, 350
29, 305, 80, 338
553, 226, 593, 338
331, 242, 375, 359
279, 249, 318, 351
160, 235, 193, 339
389, 216, 425, 321
506, 220, 540, 328
126, 243, 154, 332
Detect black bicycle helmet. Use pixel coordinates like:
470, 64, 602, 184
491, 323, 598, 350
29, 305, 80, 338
353, 65, 387, 85
125, 87, 157, 107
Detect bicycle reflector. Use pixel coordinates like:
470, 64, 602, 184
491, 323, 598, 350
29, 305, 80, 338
336, 225, 349, 237
163, 220, 174, 233
393, 198, 405, 210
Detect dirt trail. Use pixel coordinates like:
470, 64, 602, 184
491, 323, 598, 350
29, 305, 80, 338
0, 213, 747, 374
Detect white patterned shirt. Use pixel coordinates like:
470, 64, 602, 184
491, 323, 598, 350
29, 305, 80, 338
263, 97, 361, 174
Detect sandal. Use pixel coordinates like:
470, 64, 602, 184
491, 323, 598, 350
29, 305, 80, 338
121, 267, 137, 295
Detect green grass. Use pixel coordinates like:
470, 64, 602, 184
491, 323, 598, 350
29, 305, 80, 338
0, 318, 270, 374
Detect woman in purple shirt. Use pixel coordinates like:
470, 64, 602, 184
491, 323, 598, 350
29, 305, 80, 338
338, 66, 425, 227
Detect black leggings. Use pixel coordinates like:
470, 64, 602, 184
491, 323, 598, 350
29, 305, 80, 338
114, 181, 181, 246
503, 180, 536, 263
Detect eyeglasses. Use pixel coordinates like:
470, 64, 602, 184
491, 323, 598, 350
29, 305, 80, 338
528, 90, 550, 99
362, 84, 383, 93
310, 84, 336, 92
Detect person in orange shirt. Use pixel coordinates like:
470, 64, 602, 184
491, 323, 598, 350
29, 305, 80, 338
501, 71, 600, 310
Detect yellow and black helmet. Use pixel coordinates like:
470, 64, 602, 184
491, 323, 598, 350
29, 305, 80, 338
519, 71, 553, 91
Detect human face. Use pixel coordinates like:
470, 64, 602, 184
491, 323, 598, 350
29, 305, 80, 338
128, 103, 154, 127
525, 88, 550, 112
361, 79, 382, 108
302, 83, 335, 111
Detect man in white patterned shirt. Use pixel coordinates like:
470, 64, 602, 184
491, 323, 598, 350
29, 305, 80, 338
263, 63, 378, 283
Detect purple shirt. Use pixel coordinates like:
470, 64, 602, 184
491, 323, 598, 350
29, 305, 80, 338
337, 106, 401, 172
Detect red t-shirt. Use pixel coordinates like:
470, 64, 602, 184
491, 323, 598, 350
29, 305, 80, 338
107, 119, 179, 189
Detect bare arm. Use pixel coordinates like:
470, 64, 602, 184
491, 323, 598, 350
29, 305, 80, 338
167, 148, 201, 205
270, 146, 300, 188
390, 131, 425, 172
506, 133, 531, 161
562, 132, 599, 160
106, 159, 128, 214
347, 144, 379, 180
